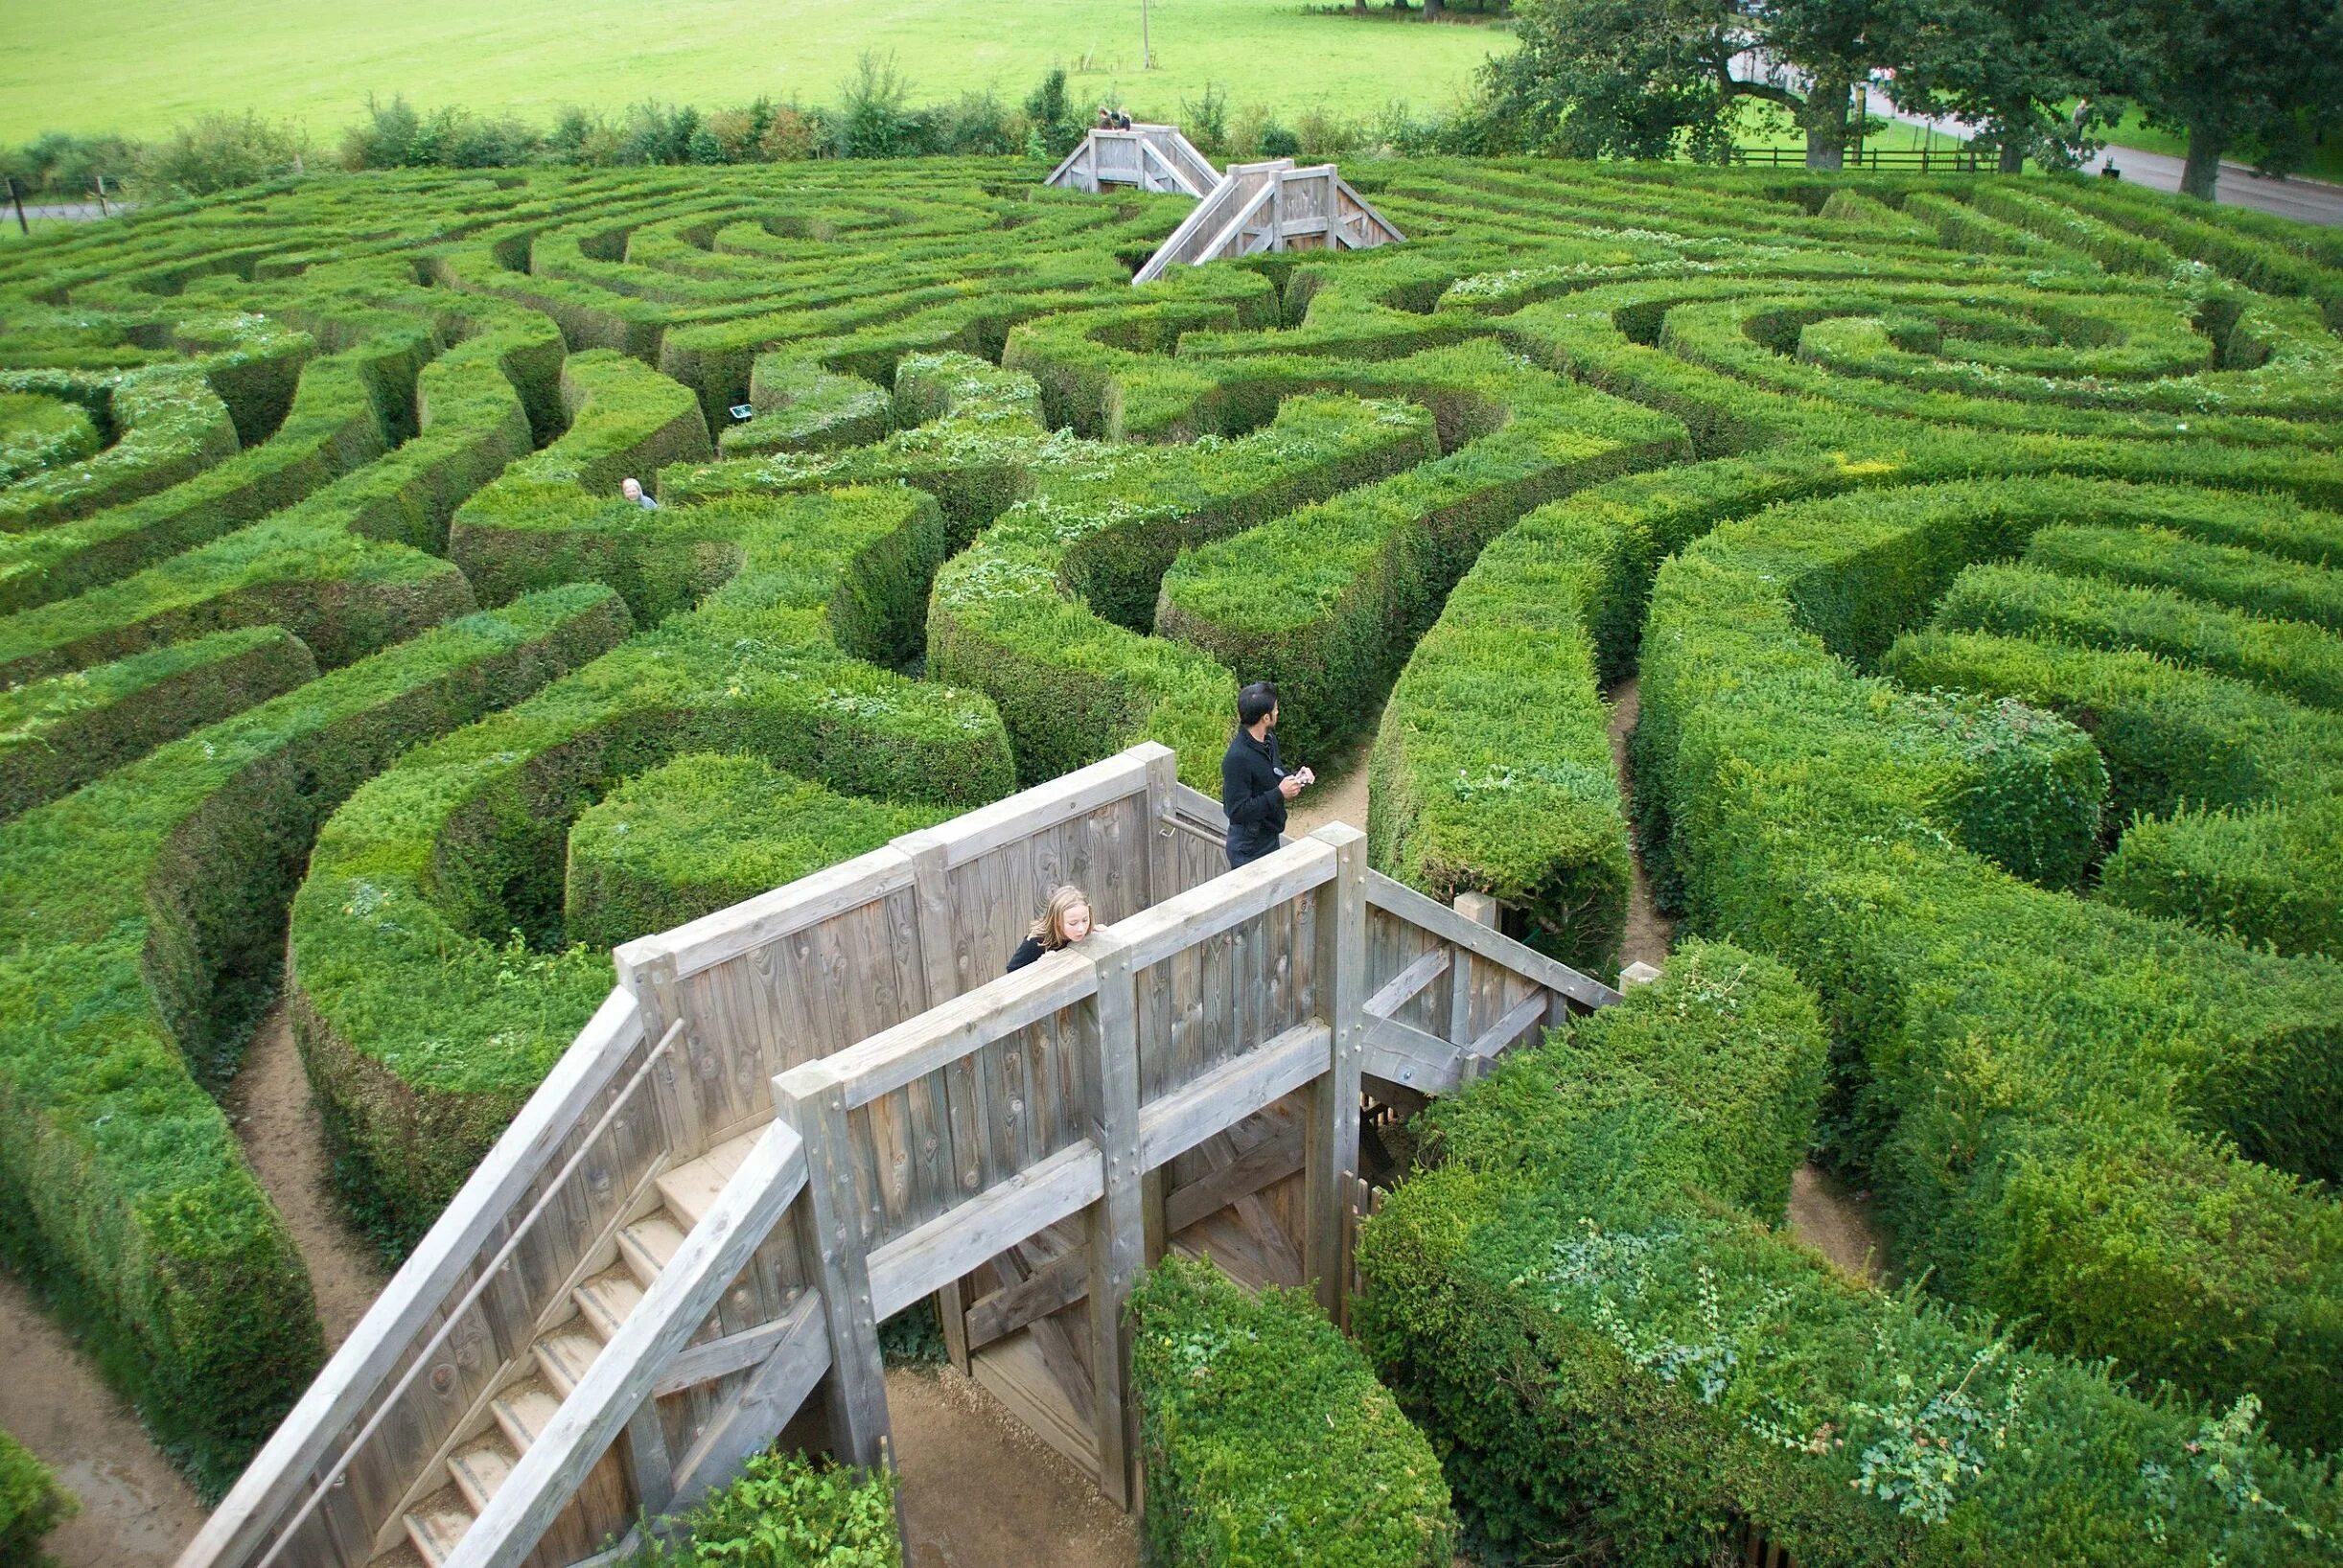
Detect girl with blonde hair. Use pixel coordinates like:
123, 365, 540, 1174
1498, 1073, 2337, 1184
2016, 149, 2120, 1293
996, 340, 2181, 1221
1007, 885, 1094, 973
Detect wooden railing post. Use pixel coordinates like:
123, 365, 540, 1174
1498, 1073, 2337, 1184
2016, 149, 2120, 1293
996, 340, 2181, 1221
1305, 825, 1367, 1322
1080, 929, 1144, 1510
1136, 744, 1180, 1265
772, 1062, 893, 1470
893, 830, 975, 1373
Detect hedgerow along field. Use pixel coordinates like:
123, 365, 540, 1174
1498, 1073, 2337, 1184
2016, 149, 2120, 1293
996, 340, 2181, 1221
0, 0, 1510, 143
1, 154, 2340, 1559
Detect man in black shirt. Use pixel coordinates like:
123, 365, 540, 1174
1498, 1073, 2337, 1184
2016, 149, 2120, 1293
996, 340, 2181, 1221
1221, 680, 1311, 867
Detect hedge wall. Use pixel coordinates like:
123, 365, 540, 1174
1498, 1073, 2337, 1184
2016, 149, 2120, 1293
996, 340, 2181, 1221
0, 584, 625, 1491
0, 1430, 72, 1568
1131, 1257, 1456, 1568
1357, 941, 2343, 1565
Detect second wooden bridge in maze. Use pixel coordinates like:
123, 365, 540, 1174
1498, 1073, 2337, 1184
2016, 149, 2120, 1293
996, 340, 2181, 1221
179, 744, 1620, 1568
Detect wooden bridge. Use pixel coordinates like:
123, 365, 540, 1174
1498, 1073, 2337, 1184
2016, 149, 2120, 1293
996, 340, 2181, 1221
1044, 124, 1221, 199
176, 745, 1615, 1568
1129, 159, 1405, 285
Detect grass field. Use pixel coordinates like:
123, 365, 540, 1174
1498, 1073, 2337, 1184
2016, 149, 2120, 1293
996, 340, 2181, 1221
0, 0, 1512, 142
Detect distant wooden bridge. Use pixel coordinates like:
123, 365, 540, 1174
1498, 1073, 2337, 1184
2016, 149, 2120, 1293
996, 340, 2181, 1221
177, 744, 1614, 1568
1042, 125, 1405, 283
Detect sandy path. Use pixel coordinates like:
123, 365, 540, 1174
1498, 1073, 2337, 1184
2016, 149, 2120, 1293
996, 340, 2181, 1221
1604, 679, 1676, 972
0, 1270, 207, 1568
225, 1003, 388, 1349
888, 1367, 1137, 1568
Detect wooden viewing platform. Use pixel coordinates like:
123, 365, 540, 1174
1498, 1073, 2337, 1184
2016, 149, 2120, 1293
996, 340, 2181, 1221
1129, 159, 1405, 284
176, 745, 1617, 1568
1043, 125, 1404, 284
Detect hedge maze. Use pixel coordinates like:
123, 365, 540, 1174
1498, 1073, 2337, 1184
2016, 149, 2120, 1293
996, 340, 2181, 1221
2, 156, 2339, 1551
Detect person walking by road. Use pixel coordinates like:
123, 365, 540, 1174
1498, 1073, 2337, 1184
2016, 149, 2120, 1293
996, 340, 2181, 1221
1008, 885, 1095, 972
1221, 680, 1311, 869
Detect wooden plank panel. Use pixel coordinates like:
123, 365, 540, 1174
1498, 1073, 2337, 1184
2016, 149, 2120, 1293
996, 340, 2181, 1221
865, 1141, 1106, 1318
1137, 1023, 1329, 1171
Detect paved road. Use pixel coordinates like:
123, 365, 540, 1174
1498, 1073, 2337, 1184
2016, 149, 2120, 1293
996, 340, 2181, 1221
2079, 145, 2343, 227
1880, 99, 2343, 228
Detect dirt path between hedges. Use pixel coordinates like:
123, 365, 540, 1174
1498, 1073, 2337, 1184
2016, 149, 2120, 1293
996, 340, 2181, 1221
225, 1003, 389, 1350
1604, 679, 1675, 973
889, 1367, 1138, 1568
0, 1270, 206, 1568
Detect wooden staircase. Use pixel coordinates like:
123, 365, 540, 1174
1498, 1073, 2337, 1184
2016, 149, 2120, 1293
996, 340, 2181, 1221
370, 1132, 760, 1567
1130, 159, 1405, 285
180, 746, 1612, 1568
1045, 124, 1221, 198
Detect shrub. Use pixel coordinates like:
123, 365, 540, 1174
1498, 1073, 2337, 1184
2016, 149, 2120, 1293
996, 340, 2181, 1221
0, 1430, 73, 1568
1131, 1257, 1456, 1567
134, 111, 308, 197
566, 754, 944, 950
1358, 945, 2343, 1565
625, 1450, 899, 1567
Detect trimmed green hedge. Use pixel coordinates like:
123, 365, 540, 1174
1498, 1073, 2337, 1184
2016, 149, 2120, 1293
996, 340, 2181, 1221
0, 584, 626, 1492
0, 1430, 73, 1568
1156, 341, 1688, 764
2027, 524, 2343, 633
1357, 942, 2343, 1565
293, 486, 1009, 1241
1130, 1257, 1456, 1568
1367, 496, 1632, 980
625, 1450, 899, 1568
0, 390, 97, 484
566, 754, 943, 951
1933, 561, 2343, 712
719, 357, 892, 456
0, 363, 240, 532
0, 625, 318, 817
930, 394, 1434, 788
1631, 466, 2343, 1451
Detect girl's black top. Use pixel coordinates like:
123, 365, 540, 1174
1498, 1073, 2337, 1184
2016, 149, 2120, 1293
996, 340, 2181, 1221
1007, 935, 1052, 974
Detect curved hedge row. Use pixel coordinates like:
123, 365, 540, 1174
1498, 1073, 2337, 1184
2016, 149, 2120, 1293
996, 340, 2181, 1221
3, 159, 2339, 1512
1359, 941, 2343, 1565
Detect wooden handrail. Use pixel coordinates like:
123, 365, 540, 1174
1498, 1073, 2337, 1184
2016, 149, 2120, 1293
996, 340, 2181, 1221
247, 1017, 689, 1568
178, 985, 653, 1568
448, 1118, 810, 1568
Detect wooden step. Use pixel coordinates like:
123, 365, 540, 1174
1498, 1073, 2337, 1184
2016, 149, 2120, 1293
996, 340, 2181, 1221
618, 1210, 687, 1284
490, 1375, 563, 1451
447, 1434, 521, 1513
367, 1542, 428, 1568
402, 1485, 476, 1567
653, 1128, 762, 1229
534, 1321, 603, 1396
573, 1264, 646, 1340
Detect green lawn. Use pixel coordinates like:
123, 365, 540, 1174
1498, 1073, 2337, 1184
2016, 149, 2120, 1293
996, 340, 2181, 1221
0, 0, 1513, 142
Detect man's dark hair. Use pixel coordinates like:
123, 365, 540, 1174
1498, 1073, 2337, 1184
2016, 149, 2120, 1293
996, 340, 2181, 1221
1238, 681, 1279, 726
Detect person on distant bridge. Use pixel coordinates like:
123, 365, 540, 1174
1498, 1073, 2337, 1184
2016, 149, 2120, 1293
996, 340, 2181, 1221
1097, 105, 1115, 130
620, 476, 658, 510
1221, 680, 1311, 869
1008, 885, 1094, 972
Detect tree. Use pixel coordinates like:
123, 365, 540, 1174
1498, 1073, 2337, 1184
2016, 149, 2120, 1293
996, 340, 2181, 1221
2116, 0, 2343, 200
1022, 68, 1083, 160
1882, 0, 2134, 172
1481, 0, 1908, 167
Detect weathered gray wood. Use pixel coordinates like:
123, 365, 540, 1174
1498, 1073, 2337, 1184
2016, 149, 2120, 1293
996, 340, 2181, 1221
831, 954, 1094, 1109
624, 1396, 675, 1519
865, 1140, 1106, 1319
1304, 825, 1367, 1317
1115, 839, 1335, 970
1469, 991, 1551, 1062
1364, 1016, 1463, 1095
1081, 929, 1143, 1510
1164, 1123, 1304, 1234
444, 1120, 807, 1568
931, 748, 1156, 869
663, 1290, 831, 1513
1136, 1022, 1329, 1171
964, 1249, 1090, 1353
772, 1063, 893, 1470
1142, 746, 1180, 909
615, 847, 913, 983
1363, 945, 1450, 1022
1371, 870, 1621, 1008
